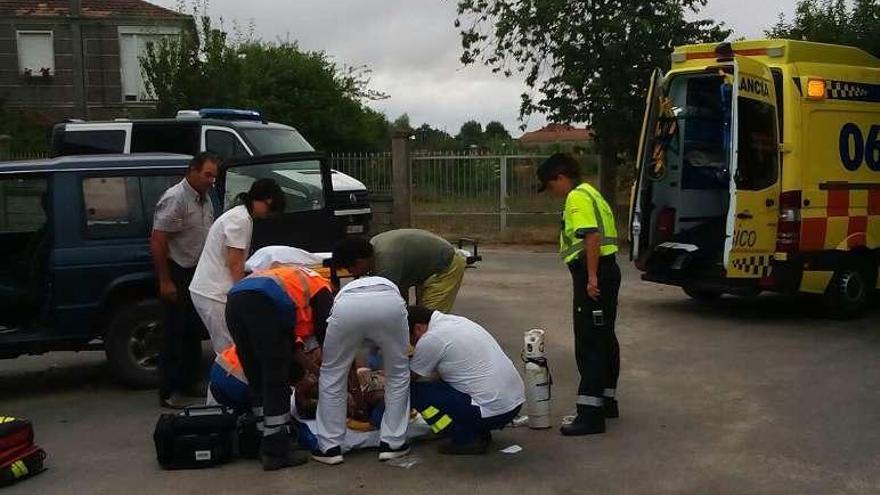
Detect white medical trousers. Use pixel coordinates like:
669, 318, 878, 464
190, 291, 233, 354
315, 281, 411, 451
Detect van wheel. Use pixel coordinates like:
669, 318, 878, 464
823, 263, 873, 319
105, 299, 162, 389
683, 286, 722, 302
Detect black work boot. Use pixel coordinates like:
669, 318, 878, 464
260, 428, 309, 471
560, 405, 606, 436
604, 398, 619, 419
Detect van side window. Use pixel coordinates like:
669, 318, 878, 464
58, 130, 126, 155
131, 124, 198, 155
736, 97, 779, 191
205, 130, 249, 160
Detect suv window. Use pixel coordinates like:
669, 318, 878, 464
0, 177, 48, 233
736, 97, 779, 191
205, 129, 250, 160
132, 124, 199, 155
56, 130, 126, 155
82, 175, 182, 239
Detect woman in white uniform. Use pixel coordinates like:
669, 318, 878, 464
189, 179, 285, 353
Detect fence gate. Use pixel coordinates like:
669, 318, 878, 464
409, 153, 560, 241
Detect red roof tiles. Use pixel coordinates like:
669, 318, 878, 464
519, 124, 595, 144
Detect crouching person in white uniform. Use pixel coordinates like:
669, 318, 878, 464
408, 306, 525, 455
313, 241, 412, 465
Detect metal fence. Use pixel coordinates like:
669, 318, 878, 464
330, 152, 393, 195
330, 151, 577, 241
409, 153, 562, 240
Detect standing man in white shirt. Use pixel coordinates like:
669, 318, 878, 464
407, 306, 525, 455
151, 152, 218, 409
190, 178, 286, 353
312, 276, 412, 466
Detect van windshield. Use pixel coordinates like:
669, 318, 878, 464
242, 128, 315, 155
224, 159, 324, 214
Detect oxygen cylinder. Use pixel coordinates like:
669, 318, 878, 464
523, 328, 552, 429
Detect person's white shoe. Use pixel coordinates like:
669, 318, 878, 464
312, 446, 344, 465
378, 441, 410, 461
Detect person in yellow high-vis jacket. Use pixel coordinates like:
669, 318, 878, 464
537, 153, 621, 436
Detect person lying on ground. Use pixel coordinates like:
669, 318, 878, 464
407, 306, 525, 455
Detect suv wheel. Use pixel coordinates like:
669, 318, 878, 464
823, 262, 874, 319
105, 299, 162, 389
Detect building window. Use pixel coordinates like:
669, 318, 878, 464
16, 31, 54, 76
118, 27, 180, 103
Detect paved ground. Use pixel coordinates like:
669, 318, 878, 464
3, 248, 880, 494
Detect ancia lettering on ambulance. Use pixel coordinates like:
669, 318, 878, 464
739, 75, 772, 100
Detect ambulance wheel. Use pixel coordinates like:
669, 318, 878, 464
105, 299, 162, 389
683, 286, 722, 302
824, 264, 872, 319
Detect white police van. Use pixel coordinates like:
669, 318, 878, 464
50, 108, 371, 235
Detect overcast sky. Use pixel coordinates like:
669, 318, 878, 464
153, 0, 799, 136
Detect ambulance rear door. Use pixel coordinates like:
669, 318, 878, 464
631, 68, 664, 262
724, 56, 782, 279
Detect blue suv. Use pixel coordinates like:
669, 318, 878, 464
0, 152, 337, 387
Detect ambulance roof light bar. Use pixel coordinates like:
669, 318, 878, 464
671, 44, 785, 64
715, 42, 735, 62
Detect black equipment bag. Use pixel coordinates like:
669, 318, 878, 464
153, 406, 237, 470
0, 416, 47, 487
236, 414, 261, 460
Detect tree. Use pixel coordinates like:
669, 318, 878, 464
392, 113, 412, 133
484, 121, 511, 141
453, 0, 730, 202
456, 120, 485, 149
766, 0, 880, 58
141, 15, 392, 151
413, 123, 457, 151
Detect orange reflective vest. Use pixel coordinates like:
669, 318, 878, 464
255, 265, 333, 344
217, 345, 247, 383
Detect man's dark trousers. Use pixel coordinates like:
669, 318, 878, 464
158, 260, 203, 400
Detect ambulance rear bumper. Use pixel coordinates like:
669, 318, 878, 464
640, 272, 760, 296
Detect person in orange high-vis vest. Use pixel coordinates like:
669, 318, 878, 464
225, 264, 333, 471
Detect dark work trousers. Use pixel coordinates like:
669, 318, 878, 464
159, 260, 203, 400
225, 291, 300, 437
567, 254, 621, 407
411, 381, 521, 444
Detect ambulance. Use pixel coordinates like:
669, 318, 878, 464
630, 40, 880, 317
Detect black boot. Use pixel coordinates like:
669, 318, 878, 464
260, 428, 309, 471
604, 398, 619, 419
560, 405, 606, 436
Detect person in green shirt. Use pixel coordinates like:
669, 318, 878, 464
537, 153, 622, 436
332, 229, 467, 312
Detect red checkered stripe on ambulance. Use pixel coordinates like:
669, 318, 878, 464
800, 186, 880, 251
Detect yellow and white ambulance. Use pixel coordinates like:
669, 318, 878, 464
631, 39, 880, 317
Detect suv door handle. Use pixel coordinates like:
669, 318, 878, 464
765, 198, 775, 207
737, 211, 753, 220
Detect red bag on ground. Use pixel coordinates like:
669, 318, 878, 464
0, 416, 47, 487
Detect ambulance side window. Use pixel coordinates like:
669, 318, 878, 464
736, 97, 779, 191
